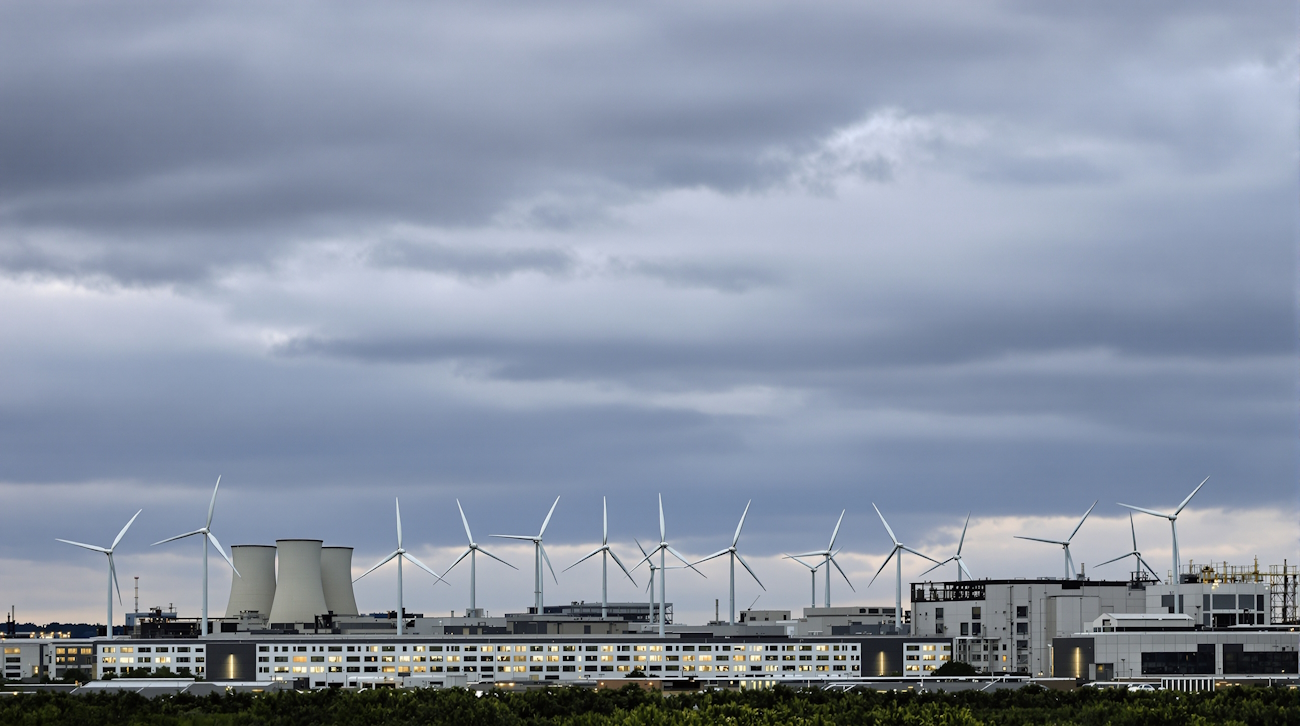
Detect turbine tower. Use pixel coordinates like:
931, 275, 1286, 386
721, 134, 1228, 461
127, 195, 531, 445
788, 510, 854, 608
1095, 513, 1161, 582
57, 509, 141, 638
152, 476, 240, 637
564, 497, 636, 619
632, 494, 704, 637
492, 496, 561, 614
354, 498, 447, 636
1013, 500, 1097, 580
444, 500, 516, 615
694, 500, 765, 625
920, 512, 973, 582
869, 504, 940, 634
636, 539, 686, 629
1118, 476, 1208, 614
783, 554, 822, 609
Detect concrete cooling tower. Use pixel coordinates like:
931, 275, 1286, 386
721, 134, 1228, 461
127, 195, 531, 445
224, 545, 277, 618
320, 546, 359, 616
268, 539, 329, 626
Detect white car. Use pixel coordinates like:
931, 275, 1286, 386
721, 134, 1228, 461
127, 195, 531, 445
1127, 683, 1158, 692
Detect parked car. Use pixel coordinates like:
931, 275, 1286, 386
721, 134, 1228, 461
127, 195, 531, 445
1127, 683, 1158, 692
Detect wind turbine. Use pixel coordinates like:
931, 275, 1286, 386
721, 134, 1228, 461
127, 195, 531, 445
632, 494, 705, 637
492, 496, 561, 614
783, 554, 822, 609
564, 497, 636, 619
444, 499, 516, 615
1118, 476, 1208, 615
920, 513, 974, 582
869, 504, 940, 634
788, 510, 854, 608
636, 539, 686, 629
694, 500, 764, 625
57, 509, 142, 637
1013, 500, 1097, 580
1095, 513, 1161, 582
354, 498, 447, 636
152, 476, 240, 637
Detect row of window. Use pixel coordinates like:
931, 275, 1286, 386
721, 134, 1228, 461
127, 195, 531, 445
258, 643, 855, 654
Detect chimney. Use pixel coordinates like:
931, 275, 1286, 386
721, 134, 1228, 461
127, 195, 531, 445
268, 539, 328, 626
224, 545, 277, 619
320, 546, 359, 616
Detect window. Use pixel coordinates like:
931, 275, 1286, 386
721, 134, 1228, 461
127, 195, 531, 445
971, 607, 981, 620
1016, 606, 1028, 618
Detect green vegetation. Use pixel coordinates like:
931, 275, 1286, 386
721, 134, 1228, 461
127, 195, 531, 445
0, 683, 1296, 725
933, 661, 978, 676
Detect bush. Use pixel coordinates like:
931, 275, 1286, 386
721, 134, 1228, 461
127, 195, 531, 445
933, 661, 978, 676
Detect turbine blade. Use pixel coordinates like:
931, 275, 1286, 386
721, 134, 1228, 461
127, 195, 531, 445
783, 554, 818, 571
1117, 503, 1172, 519
735, 551, 765, 591
667, 545, 707, 578
1014, 536, 1069, 545
56, 539, 109, 553
1094, 552, 1131, 568
490, 534, 536, 541
956, 513, 970, 555
206, 475, 221, 529
732, 500, 751, 548
1135, 554, 1162, 582
395, 498, 403, 549
475, 547, 516, 570
602, 497, 608, 546
789, 550, 829, 559
829, 509, 846, 549
1065, 548, 1075, 579
694, 548, 732, 565
830, 555, 855, 592
1129, 512, 1138, 550
540, 544, 558, 584
355, 551, 400, 582
1067, 500, 1098, 542
538, 496, 560, 537
151, 529, 204, 546
206, 532, 240, 578
443, 547, 474, 576
869, 548, 898, 587
958, 558, 973, 580
872, 504, 898, 546
111, 510, 143, 551
920, 557, 955, 578
607, 548, 637, 585
457, 500, 474, 545
564, 546, 605, 572
403, 553, 448, 585
635, 539, 650, 558
109, 554, 123, 606
658, 494, 665, 542
1174, 476, 1210, 515
901, 545, 941, 565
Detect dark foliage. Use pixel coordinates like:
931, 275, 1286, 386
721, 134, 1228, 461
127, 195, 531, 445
0, 683, 1296, 725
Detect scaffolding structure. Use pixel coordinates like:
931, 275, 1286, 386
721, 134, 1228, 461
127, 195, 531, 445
1177, 558, 1299, 625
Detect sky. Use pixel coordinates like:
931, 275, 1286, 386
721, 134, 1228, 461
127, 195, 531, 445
1, 1, 1296, 627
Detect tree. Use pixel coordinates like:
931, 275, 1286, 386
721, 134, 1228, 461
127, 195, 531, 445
933, 661, 978, 676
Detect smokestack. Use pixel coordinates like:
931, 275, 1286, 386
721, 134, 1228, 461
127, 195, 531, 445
320, 546, 359, 616
268, 539, 328, 626
224, 545, 277, 619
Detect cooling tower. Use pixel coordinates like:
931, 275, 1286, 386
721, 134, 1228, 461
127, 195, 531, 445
320, 546, 359, 616
224, 545, 277, 618
267, 539, 329, 625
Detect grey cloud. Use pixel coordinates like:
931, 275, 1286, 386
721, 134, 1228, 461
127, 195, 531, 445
368, 240, 575, 280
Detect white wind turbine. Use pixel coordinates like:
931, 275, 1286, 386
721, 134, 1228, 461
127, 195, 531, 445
444, 500, 516, 615
694, 500, 764, 625
1118, 476, 1208, 614
920, 513, 974, 582
564, 497, 636, 619
632, 494, 705, 637
788, 510, 854, 608
57, 509, 142, 637
354, 498, 448, 636
1013, 500, 1097, 580
1095, 513, 1161, 582
783, 554, 823, 609
492, 496, 561, 614
152, 476, 239, 637
636, 539, 687, 629
869, 504, 940, 634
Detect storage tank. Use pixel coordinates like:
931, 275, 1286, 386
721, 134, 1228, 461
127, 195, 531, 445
224, 545, 277, 619
267, 539, 328, 626
320, 546, 359, 616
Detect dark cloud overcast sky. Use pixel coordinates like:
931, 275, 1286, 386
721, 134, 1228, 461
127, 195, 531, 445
0, 1, 1294, 624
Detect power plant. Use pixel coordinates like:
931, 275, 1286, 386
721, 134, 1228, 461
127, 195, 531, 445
9, 476, 1300, 692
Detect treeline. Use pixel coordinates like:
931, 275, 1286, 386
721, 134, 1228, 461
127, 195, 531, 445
1, 683, 1297, 725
